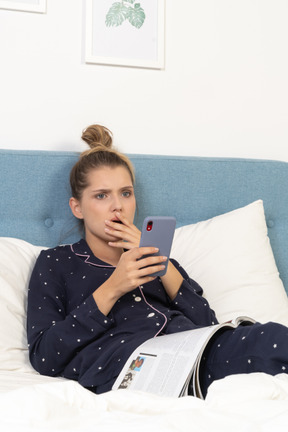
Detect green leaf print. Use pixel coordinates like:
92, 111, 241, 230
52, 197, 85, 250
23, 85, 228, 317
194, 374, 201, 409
105, 1, 146, 29
105, 2, 128, 27
126, 4, 145, 29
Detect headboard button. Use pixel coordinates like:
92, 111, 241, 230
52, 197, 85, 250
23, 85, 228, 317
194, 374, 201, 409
267, 219, 275, 228
44, 218, 54, 228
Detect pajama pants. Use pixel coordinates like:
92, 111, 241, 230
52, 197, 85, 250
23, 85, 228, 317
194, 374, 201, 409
198, 322, 288, 398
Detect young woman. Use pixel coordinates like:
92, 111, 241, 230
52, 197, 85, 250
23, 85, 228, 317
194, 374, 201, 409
27, 125, 288, 397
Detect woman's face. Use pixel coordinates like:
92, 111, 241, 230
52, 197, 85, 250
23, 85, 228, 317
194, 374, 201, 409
70, 165, 136, 245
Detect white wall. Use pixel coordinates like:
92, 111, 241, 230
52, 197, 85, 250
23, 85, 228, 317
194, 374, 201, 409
0, 0, 288, 160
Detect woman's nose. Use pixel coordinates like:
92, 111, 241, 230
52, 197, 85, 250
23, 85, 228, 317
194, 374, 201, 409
111, 195, 122, 211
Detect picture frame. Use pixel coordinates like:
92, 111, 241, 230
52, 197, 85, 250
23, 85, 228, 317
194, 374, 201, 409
0, 0, 46, 13
85, 0, 165, 69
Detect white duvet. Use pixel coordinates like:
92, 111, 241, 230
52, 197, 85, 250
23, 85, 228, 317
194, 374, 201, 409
1, 371, 288, 432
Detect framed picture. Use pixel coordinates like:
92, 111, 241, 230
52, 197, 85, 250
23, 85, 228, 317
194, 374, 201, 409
85, 0, 165, 69
0, 0, 46, 13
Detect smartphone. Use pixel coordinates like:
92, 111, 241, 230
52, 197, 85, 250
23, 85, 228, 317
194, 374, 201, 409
139, 216, 176, 277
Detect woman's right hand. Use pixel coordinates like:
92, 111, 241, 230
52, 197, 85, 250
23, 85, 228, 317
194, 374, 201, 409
110, 247, 167, 293
92, 247, 167, 316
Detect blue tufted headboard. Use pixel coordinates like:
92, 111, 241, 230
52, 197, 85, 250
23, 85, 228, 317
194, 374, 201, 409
1, 149, 288, 292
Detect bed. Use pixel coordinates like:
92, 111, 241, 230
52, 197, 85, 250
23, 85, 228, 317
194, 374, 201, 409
1, 149, 288, 431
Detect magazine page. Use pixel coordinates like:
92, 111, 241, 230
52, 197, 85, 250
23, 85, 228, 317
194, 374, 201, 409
112, 325, 219, 398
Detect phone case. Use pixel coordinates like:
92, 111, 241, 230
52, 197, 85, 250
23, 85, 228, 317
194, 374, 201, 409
139, 216, 176, 277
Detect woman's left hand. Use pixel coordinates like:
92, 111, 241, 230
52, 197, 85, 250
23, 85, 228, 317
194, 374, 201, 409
105, 212, 141, 250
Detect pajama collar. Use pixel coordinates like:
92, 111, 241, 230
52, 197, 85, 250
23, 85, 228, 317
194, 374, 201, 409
70, 239, 115, 269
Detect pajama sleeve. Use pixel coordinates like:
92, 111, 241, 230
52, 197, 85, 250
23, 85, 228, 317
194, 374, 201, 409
168, 259, 218, 326
27, 250, 114, 376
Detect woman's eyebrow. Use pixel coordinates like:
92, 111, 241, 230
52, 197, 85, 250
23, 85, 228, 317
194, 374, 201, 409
91, 188, 111, 193
91, 186, 134, 193
120, 185, 134, 190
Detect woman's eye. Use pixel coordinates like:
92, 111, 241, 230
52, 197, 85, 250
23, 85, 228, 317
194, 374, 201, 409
122, 191, 131, 197
96, 193, 106, 200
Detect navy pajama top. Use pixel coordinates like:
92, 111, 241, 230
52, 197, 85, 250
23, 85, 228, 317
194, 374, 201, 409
27, 239, 218, 394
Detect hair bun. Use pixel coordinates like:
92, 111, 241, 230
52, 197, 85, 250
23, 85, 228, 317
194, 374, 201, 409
81, 124, 113, 149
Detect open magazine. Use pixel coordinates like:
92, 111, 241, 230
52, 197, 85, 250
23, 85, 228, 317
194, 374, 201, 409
112, 316, 256, 399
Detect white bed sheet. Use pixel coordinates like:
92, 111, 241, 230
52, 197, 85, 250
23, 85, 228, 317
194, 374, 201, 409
1, 371, 288, 432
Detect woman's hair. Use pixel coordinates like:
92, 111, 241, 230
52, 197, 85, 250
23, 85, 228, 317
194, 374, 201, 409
70, 125, 135, 200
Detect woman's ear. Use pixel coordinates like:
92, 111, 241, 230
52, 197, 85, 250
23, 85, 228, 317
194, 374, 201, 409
69, 197, 84, 220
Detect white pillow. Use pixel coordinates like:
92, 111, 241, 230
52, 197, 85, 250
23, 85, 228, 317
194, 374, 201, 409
0, 237, 45, 372
171, 200, 288, 325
